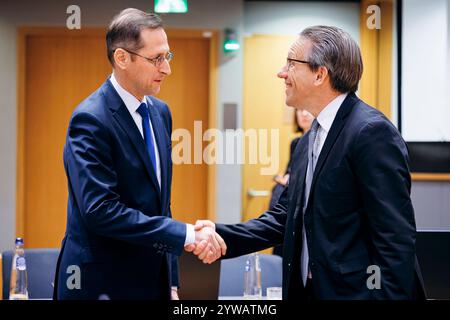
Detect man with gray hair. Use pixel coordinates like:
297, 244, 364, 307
54, 8, 225, 300
193, 26, 425, 300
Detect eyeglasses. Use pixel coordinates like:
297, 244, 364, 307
286, 57, 310, 69
121, 48, 174, 67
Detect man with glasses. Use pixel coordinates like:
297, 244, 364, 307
192, 26, 425, 300
54, 8, 226, 300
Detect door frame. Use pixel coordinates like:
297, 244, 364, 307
359, 0, 393, 119
0, 253, 3, 299
16, 27, 218, 238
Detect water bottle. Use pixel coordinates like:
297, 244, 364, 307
9, 238, 29, 300
243, 253, 262, 299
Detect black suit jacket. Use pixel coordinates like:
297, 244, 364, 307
216, 92, 426, 300
54, 79, 186, 300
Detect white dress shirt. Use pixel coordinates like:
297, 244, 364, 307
109, 73, 195, 246
314, 93, 348, 155
110, 73, 162, 187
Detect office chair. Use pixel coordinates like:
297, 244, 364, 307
416, 231, 450, 299
219, 253, 282, 297
2, 248, 60, 299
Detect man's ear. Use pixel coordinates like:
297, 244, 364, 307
313, 66, 329, 86
113, 48, 129, 70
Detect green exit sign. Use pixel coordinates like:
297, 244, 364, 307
154, 0, 188, 13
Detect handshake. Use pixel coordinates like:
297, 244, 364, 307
184, 220, 227, 264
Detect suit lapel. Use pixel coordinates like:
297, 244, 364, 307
102, 80, 162, 201
308, 92, 359, 206
289, 135, 309, 220
147, 97, 169, 208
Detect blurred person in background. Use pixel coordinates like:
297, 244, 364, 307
270, 109, 315, 210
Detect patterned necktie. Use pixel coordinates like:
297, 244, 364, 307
136, 102, 157, 173
301, 119, 320, 286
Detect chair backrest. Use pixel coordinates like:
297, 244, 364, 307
2, 248, 60, 299
416, 231, 450, 299
219, 254, 282, 297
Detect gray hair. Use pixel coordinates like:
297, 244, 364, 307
300, 26, 363, 93
106, 8, 163, 66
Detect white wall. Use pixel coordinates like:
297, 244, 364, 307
244, 1, 360, 39
448, 0, 450, 133
391, 0, 398, 127
0, 18, 17, 253
402, 0, 450, 231
402, 0, 450, 141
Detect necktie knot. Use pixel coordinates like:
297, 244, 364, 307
310, 119, 319, 135
308, 119, 320, 157
137, 102, 149, 119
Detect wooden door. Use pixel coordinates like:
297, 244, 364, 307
19, 28, 210, 247
158, 33, 210, 224
242, 35, 297, 222
22, 30, 111, 248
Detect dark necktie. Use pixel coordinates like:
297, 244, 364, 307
136, 102, 157, 173
301, 119, 320, 286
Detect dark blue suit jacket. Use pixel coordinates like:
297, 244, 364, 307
216, 92, 426, 300
54, 79, 186, 300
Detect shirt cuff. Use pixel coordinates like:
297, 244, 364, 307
184, 223, 195, 246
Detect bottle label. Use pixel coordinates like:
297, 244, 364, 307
16, 257, 26, 271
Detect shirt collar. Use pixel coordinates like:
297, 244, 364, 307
316, 93, 348, 134
110, 73, 152, 115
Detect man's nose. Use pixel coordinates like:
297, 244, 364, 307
277, 65, 288, 79
160, 59, 171, 75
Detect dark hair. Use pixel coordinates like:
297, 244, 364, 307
300, 25, 363, 93
106, 8, 163, 66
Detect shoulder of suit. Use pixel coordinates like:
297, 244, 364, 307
148, 96, 171, 118
350, 99, 391, 124
70, 85, 107, 121
350, 99, 399, 136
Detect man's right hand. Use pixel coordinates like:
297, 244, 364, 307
184, 221, 226, 264
194, 219, 216, 231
